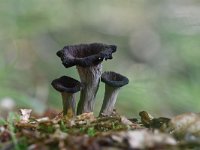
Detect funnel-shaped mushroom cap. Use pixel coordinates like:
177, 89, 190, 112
56, 43, 117, 68
101, 71, 129, 87
51, 76, 81, 93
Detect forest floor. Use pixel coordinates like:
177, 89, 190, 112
1, 109, 200, 150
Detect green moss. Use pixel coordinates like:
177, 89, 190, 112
38, 122, 55, 133
0, 118, 7, 126
87, 127, 96, 137
59, 120, 68, 132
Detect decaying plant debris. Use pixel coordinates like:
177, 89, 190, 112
1, 110, 200, 150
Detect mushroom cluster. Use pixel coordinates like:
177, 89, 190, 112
52, 43, 129, 117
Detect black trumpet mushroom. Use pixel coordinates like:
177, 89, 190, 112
56, 43, 117, 115
99, 71, 129, 116
51, 76, 81, 117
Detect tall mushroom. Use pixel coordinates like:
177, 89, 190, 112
56, 43, 117, 115
99, 71, 129, 116
51, 76, 81, 117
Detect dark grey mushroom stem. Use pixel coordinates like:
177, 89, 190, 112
61, 92, 76, 116
56, 43, 117, 115
76, 64, 102, 114
51, 76, 81, 117
100, 85, 120, 116
99, 71, 129, 116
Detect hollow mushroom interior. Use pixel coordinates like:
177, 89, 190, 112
101, 72, 129, 87
52, 76, 81, 93
66, 45, 103, 59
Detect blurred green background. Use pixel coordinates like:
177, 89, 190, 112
0, 0, 200, 118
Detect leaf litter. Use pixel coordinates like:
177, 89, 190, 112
1, 110, 200, 149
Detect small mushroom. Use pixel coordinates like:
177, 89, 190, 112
56, 43, 117, 115
51, 76, 81, 117
99, 71, 129, 116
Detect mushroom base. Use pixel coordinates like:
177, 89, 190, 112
99, 85, 120, 116
62, 93, 76, 117
76, 64, 102, 115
